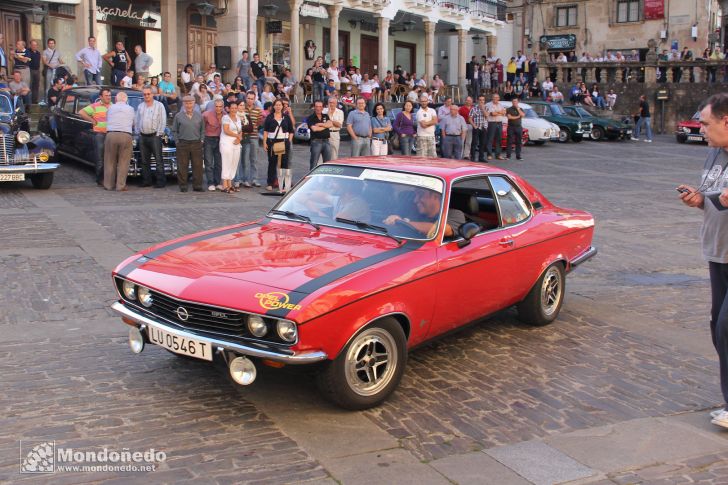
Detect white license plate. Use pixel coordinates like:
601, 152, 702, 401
688, 135, 703, 141
626, 130, 632, 135
0, 173, 25, 182
147, 324, 213, 361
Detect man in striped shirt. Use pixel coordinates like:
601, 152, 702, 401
80, 88, 112, 185
235, 91, 262, 188
134, 86, 168, 188
468, 94, 488, 162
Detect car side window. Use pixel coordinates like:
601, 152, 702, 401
76, 97, 91, 114
543, 106, 552, 116
60, 95, 75, 113
489, 176, 530, 227
448, 177, 501, 235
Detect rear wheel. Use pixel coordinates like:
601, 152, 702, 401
30, 172, 54, 190
518, 263, 565, 326
676, 134, 687, 144
591, 126, 605, 141
558, 128, 571, 143
317, 318, 407, 410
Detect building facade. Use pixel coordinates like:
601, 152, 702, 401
510, 0, 722, 60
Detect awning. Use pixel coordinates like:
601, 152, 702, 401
45, 0, 82, 5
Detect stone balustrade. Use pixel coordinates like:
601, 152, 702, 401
539, 60, 728, 86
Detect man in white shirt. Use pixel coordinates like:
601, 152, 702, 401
75, 36, 102, 85
484, 93, 507, 160
133, 45, 153, 80
323, 96, 344, 159
550, 86, 564, 103
415, 94, 437, 158
515, 50, 527, 78
134, 86, 168, 188
541, 77, 553, 101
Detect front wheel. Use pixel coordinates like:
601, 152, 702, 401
591, 126, 605, 141
517, 263, 565, 326
317, 318, 407, 410
30, 172, 54, 190
558, 128, 571, 143
571, 134, 583, 143
676, 134, 687, 144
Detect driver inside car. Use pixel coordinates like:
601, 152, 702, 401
299, 176, 371, 223
384, 188, 466, 238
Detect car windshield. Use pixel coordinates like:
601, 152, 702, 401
524, 108, 539, 119
0, 95, 12, 114
550, 104, 566, 116
569, 106, 592, 117
692, 111, 700, 120
90, 93, 143, 110
271, 164, 445, 240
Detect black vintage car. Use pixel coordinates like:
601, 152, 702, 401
0, 91, 58, 189
40, 87, 177, 177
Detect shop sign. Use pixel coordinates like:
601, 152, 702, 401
267, 21, 283, 34
300, 3, 328, 19
539, 34, 576, 51
644, 0, 664, 20
96, 0, 161, 28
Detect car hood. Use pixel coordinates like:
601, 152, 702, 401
679, 120, 700, 128
121, 219, 404, 294
522, 118, 553, 130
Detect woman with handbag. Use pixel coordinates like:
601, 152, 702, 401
393, 100, 416, 156
263, 99, 294, 193
219, 100, 251, 193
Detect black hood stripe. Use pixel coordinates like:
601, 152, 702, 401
264, 239, 426, 319
117, 219, 269, 277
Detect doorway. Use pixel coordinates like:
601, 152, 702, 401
360, 35, 379, 75
110, 26, 146, 69
394, 41, 416, 75
323, 28, 351, 64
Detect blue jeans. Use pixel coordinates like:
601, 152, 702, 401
594, 96, 606, 109
94, 132, 106, 184
400, 134, 414, 155
709, 261, 728, 407
203, 136, 222, 186
351, 137, 371, 157
237, 138, 258, 184
84, 70, 101, 85
112, 69, 126, 86
242, 76, 252, 91
255, 78, 266, 100
313, 81, 326, 102
441, 135, 463, 159
486, 122, 502, 157
634, 116, 652, 141
309, 139, 332, 169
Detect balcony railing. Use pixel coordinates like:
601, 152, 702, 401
541, 60, 728, 86
469, 0, 506, 21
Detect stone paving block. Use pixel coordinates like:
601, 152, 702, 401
486, 440, 595, 485
324, 448, 449, 485
544, 416, 728, 473
429, 450, 531, 485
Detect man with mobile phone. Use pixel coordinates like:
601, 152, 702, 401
678, 93, 728, 429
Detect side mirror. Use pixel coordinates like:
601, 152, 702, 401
456, 222, 480, 248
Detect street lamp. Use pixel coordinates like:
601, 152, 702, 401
195, 2, 215, 16
30, 6, 46, 24
261, 4, 279, 17
472, 34, 483, 45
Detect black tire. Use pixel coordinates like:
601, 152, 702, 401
571, 133, 583, 143
676, 134, 687, 144
317, 318, 407, 410
591, 126, 605, 141
517, 262, 565, 326
558, 128, 571, 143
30, 172, 54, 190
532, 140, 546, 145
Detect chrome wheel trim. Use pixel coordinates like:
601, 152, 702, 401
344, 328, 398, 397
558, 130, 568, 142
540, 267, 562, 317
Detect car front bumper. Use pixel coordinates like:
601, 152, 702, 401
111, 301, 329, 364
0, 162, 60, 174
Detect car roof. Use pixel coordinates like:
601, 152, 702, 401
324, 156, 514, 181
501, 101, 532, 110
64, 86, 143, 97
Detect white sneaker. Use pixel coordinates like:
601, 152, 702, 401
216, 185, 223, 191
243, 181, 252, 188
207, 185, 216, 191
711, 409, 728, 429
631, 137, 640, 141
644, 139, 652, 143
711, 408, 725, 419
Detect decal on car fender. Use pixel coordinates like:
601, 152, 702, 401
255, 292, 302, 311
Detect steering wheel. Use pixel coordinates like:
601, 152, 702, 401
393, 217, 421, 237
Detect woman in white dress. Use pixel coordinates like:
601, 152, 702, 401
219, 101, 250, 193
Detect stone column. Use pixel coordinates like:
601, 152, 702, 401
328, 4, 343, 63
290, 0, 302, 83
486, 34, 497, 58
457, 28, 468, 102
378, 17, 390, 81
76, 0, 95, 77
161, 0, 178, 77
424, 20, 436, 83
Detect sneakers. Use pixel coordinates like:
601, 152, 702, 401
631, 137, 640, 141
711, 409, 728, 429
242, 181, 252, 188
644, 139, 652, 143
711, 408, 725, 419
208, 185, 216, 191
215, 185, 223, 191
253, 181, 261, 187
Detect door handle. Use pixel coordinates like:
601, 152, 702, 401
499, 238, 514, 247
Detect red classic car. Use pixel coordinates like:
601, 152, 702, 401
112, 158, 596, 409
676, 111, 705, 144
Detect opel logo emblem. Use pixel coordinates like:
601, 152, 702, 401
176, 306, 189, 321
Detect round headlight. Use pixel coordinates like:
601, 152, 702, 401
682, 126, 691, 134
122, 280, 137, 300
138, 286, 153, 307
248, 315, 268, 337
276, 320, 297, 343
16, 130, 30, 145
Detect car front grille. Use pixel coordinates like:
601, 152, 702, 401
0, 134, 14, 165
129, 148, 177, 176
148, 290, 248, 337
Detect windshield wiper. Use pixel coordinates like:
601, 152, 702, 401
335, 217, 402, 245
270, 210, 320, 230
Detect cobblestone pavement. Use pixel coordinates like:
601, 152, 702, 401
2, 136, 728, 483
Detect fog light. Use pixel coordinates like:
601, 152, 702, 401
229, 356, 256, 385
138, 286, 153, 307
122, 280, 137, 300
276, 320, 297, 343
129, 327, 144, 354
38, 152, 49, 162
247, 315, 267, 337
